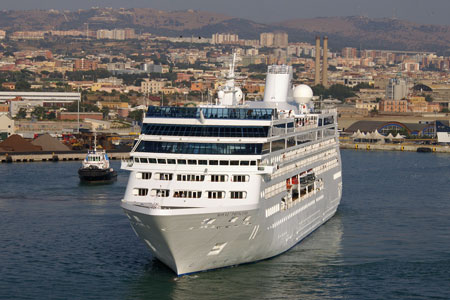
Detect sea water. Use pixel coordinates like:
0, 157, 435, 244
1, 150, 449, 299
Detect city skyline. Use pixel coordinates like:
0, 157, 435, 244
0, 0, 449, 25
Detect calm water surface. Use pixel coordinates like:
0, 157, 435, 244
1, 150, 449, 299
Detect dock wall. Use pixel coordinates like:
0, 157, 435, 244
340, 142, 450, 153
1, 151, 130, 163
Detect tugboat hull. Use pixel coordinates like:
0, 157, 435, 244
78, 167, 117, 183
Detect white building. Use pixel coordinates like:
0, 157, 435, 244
0, 114, 15, 138
211, 33, 239, 44
0, 92, 81, 117
141, 79, 168, 95
386, 78, 410, 100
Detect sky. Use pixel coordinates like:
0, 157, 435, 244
0, 0, 449, 25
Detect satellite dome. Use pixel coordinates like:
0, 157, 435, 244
235, 88, 243, 102
293, 84, 313, 104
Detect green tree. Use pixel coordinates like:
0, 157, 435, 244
16, 108, 27, 119
15, 80, 31, 91
425, 95, 433, 102
129, 109, 144, 123
352, 82, 373, 91
32, 106, 45, 120
327, 84, 356, 100
46, 111, 56, 120
101, 107, 110, 119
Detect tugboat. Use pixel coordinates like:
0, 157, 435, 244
78, 133, 117, 183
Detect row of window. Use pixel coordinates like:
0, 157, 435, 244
146, 106, 274, 120
135, 141, 263, 155
133, 157, 257, 166
141, 124, 269, 138
136, 172, 250, 182
133, 188, 247, 199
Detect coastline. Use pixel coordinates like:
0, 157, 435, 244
339, 140, 450, 153
0, 151, 130, 163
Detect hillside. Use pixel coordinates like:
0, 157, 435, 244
1, 9, 450, 53
276, 16, 450, 52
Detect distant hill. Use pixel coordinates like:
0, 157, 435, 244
276, 16, 450, 53
1, 9, 450, 53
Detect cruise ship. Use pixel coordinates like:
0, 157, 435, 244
121, 59, 342, 275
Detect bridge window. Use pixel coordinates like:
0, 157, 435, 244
135, 141, 263, 155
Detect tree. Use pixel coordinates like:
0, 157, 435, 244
46, 111, 56, 120
352, 82, 373, 91
32, 106, 45, 120
129, 109, 144, 123
16, 108, 27, 119
101, 107, 110, 119
425, 95, 433, 102
15, 80, 31, 91
327, 84, 356, 100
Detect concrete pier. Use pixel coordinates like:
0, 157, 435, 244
340, 142, 450, 153
1, 151, 130, 163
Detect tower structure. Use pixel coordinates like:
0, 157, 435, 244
322, 36, 328, 87
315, 36, 321, 85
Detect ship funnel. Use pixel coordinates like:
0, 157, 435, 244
263, 65, 293, 103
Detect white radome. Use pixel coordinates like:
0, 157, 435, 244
217, 90, 225, 100
293, 84, 313, 104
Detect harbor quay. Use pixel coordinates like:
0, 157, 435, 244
339, 140, 450, 153
0, 151, 130, 163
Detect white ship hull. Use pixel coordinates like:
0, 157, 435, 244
122, 161, 342, 275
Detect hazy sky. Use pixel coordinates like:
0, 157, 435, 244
0, 0, 449, 25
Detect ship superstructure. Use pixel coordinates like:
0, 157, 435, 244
121, 63, 342, 275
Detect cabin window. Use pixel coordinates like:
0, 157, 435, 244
198, 160, 207, 165
232, 175, 249, 182
209, 160, 218, 165
240, 161, 250, 166
230, 160, 239, 166
157, 159, 166, 164
207, 191, 225, 199
210, 175, 228, 182
134, 157, 139, 163
136, 172, 152, 180
188, 160, 197, 165
230, 191, 246, 199
150, 189, 170, 197
156, 173, 173, 180
177, 174, 205, 182
173, 191, 202, 198
133, 188, 148, 196
167, 159, 176, 164
220, 160, 229, 166
140, 158, 148, 163
177, 159, 186, 164
149, 158, 157, 163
